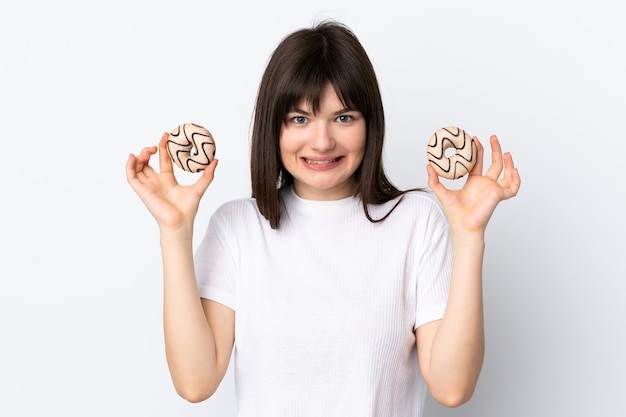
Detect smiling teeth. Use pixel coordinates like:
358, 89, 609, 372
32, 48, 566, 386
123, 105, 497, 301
305, 157, 340, 164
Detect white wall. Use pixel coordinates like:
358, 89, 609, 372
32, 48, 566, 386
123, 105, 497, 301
1, 1, 624, 416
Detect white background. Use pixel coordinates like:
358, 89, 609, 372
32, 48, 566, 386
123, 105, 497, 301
1, 0, 624, 416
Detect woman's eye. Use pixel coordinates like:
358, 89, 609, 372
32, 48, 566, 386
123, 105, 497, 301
292, 116, 307, 124
337, 115, 353, 123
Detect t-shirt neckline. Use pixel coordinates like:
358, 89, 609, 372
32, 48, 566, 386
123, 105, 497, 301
284, 186, 360, 213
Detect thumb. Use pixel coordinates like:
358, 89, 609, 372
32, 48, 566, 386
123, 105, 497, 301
193, 158, 219, 196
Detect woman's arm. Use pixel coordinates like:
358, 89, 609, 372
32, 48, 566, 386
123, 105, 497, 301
416, 232, 485, 407
161, 228, 235, 402
126, 134, 235, 402
416, 135, 521, 407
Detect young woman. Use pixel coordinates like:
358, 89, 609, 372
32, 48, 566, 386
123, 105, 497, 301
126, 21, 520, 417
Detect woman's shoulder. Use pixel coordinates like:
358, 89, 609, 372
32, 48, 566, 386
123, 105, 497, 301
398, 189, 439, 206
382, 190, 442, 214
212, 197, 261, 221
204, 196, 273, 237
369, 190, 447, 227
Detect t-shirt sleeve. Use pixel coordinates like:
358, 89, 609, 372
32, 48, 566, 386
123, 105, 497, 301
414, 202, 452, 329
194, 208, 237, 311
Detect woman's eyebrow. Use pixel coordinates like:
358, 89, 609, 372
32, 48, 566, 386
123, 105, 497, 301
333, 106, 358, 115
287, 106, 359, 116
288, 107, 311, 115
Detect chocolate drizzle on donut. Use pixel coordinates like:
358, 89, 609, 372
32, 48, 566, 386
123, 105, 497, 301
427, 126, 476, 180
167, 123, 216, 173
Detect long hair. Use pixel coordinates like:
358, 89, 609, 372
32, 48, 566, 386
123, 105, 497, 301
250, 21, 420, 229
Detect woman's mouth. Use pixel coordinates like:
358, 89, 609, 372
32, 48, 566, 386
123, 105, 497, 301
303, 156, 343, 165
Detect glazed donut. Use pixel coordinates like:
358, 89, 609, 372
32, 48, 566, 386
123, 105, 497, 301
427, 126, 476, 179
166, 123, 216, 173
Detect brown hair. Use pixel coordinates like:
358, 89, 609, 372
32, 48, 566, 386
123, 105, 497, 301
250, 21, 420, 229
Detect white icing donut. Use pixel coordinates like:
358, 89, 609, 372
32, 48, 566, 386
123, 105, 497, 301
427, 126, 476, 179
166, 123, 216, 173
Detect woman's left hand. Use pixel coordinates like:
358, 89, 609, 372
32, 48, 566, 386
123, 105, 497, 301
427, 135, 521, 235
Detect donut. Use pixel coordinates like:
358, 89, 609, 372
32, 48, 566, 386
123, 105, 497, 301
166, 123, 216, 173
426, 126, 476, 179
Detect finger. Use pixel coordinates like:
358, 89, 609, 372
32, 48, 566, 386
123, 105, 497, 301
468, 136, 484, 176
485, 135, 504, 180
133, 146, 158, 174
126, 152, 154, 191
426, 164, 448, 198
126, 153, 139, 184
158, 133, 174, 174
193, 158, 219, 196
499, 152, 521, 199
135, 150, 160, 184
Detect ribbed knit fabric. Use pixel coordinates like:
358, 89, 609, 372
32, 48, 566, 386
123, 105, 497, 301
194, 187, 452, 417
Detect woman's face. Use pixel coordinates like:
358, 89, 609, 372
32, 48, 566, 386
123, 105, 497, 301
279, 84, 366, 200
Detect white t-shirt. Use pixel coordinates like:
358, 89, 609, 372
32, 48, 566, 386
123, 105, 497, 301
195, 187, 452, 417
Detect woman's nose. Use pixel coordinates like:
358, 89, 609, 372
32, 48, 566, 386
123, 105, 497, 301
309, 122, 335, 151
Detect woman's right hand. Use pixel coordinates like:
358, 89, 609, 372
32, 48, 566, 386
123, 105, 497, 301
126, 132, 218, 232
